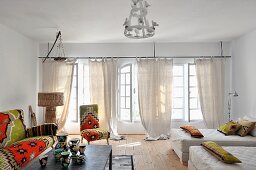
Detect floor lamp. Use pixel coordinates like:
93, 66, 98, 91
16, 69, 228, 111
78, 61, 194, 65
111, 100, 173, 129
227, 91, 238, 121
38, 92, 64, 123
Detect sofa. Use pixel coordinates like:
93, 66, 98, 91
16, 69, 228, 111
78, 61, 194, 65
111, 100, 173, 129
0, 109, 57, 169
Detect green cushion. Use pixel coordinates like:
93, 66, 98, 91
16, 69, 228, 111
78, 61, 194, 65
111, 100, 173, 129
217, 121, 241, 135
0, 109, 26, 148
202, 141, 241, 164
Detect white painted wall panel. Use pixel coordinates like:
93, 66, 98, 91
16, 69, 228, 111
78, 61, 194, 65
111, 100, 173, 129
0, 23, 37, 127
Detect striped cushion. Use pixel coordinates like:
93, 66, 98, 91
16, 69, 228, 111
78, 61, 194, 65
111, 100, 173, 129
26, 123, 58, 137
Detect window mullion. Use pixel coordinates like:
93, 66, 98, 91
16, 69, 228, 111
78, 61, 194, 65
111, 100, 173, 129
188, 63, 191, 122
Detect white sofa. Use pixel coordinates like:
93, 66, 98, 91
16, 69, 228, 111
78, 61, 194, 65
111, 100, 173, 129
170, 128, 256, 164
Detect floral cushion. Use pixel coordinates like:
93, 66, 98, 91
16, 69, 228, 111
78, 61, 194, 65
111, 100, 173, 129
180, 125, 204, 138
202, 141, 241, 164
217, 121, 241, 135
237, 120, 256, 137
0, 136, 54, 169
0, 109, 26, 148
81, 128, 109, 142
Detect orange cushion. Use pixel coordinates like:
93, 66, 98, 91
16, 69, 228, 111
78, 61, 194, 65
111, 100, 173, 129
180, 125, 204, 138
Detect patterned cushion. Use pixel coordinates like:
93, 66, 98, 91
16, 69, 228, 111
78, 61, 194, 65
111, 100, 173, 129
180, 125, 204, 138
0, 109, 26, 148
217, 121, 241, 135
26, 123, 58, 137
0, 136, 54, 169
81, 128, 109, 142
201, 141, 241, 164
80, 113, 99, 131
237, 120, 256, 137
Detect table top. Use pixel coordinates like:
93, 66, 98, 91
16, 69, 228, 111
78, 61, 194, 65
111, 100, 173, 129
23, 145, 112, 170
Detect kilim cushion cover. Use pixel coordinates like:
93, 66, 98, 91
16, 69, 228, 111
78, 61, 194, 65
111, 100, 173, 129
0, 109, 26, 148
237, 120, 256, 137
81, 128, 109, 142
201, 141, 242, 164
180, 125, 204, 138
80, 105, 109, 144
217, 121, 241, 135
0, 136, 54, 169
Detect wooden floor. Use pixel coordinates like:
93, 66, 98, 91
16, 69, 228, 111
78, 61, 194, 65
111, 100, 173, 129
69, 135, 187, 170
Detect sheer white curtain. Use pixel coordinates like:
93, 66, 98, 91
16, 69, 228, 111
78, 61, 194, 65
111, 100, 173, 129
88, 60, 107, 129
89, 59, 120, 139
137, 58, 173, 140
196, 58, 225, 128
42, 60, 74, 131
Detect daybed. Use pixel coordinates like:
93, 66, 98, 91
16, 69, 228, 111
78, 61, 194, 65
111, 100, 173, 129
170, 128, 256, 164
188, 146, 256, 170
0, 109, 57, 169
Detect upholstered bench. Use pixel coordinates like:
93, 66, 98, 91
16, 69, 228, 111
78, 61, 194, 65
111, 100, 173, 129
0, 109, 57, 169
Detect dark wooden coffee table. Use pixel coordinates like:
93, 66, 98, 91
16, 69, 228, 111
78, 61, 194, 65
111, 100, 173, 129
24, 145, 112, 170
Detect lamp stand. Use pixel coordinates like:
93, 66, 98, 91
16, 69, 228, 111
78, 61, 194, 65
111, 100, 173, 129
45, 106, 57, 123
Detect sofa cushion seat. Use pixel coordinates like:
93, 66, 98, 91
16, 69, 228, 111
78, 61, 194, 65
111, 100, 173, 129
0, 136, 54, 169
81, 128, 109, 142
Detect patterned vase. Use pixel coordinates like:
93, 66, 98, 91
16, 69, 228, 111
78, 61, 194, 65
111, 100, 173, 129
55, 132, 68, 149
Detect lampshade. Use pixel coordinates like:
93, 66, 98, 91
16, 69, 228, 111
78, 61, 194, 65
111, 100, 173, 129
38, 92, 64, 107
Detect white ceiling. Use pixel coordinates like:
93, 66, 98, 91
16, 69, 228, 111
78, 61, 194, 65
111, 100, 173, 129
0, 0, 256, 43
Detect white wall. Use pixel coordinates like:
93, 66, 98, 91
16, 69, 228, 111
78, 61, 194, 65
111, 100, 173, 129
0, 23, 37, 127
231, 30, 256, 119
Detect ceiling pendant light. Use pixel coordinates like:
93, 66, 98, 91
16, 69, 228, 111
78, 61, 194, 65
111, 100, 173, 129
124, 0, 158, 39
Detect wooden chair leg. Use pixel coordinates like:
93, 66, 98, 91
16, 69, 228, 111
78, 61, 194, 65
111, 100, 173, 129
88, 141, 90, 145
106, 138, 109, 145
81, 136, 83, 143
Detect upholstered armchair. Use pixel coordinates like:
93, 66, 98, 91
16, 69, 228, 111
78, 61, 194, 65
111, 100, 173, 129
80, 104, 110, 144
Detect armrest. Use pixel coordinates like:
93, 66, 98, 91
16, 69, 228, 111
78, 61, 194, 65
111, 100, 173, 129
26, 123, 58, 137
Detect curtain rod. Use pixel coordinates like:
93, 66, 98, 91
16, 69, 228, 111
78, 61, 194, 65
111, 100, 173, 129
38, 56, 231, 59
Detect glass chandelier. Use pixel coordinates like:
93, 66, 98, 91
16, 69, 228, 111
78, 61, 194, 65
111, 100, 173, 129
124, 0, 158, 39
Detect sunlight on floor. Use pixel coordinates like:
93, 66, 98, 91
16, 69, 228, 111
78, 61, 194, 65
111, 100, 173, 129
117, 142, 142, 148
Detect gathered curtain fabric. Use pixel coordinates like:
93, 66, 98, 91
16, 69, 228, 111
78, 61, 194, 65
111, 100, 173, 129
196, 58, 225, 129
42, 60, 74, 131
137, 58, 173, 140
89, 59, 119, 139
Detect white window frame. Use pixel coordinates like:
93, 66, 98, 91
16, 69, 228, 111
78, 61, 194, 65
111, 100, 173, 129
172, 62, 202, 122
119, 64, 133, 122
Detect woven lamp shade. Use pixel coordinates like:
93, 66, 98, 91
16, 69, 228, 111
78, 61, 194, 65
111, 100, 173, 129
38, 92, 64, 123
38, 92, 64, 107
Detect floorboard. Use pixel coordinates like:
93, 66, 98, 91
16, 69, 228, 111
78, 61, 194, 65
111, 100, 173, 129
68, 135, 187, 170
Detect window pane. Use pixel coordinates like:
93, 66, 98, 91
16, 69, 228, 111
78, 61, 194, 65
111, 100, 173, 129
120, 97, 125, 108
172, 109, 183, 119
190, 110, 203, 120
126, 86, 130, 97
189, 65, 196, 75
189, 76, 197, 86
173, 66, 183, 76
173, 98, 183, 108
190, 98, 199, 109
121, 85, 125, 96
121, 74, 125, 85
190, 88, 198, 97
126, 97, 130, 108
121, 66, 130, 73
120, 109, 130, 121
126, 74, 130, 84
173, 77, 183, 87
173, 87, 183, 97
